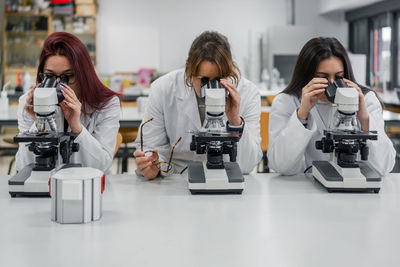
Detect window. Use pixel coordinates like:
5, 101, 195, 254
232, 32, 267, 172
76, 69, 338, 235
346, 0, 400, 92
369, 14, 392, 91
369, 21, 392, 91
397, 13, 400, 86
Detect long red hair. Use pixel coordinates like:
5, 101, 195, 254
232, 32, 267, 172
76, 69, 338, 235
37, 32, 120, 115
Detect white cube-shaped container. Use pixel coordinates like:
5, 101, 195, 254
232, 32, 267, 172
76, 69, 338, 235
50, 167, 105, 224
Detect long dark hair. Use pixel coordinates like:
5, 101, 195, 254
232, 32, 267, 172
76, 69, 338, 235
283, 37, 370, 97
37, 32, 120, 115
185, 31, 240, 87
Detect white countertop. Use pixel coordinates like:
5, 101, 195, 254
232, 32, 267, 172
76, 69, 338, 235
0, 106, 143, 123
120, 106, 143, 121
383, 109, 400, 121
1, 172, 400, 267
0, 105, 18, 120
2, 105, 400, 124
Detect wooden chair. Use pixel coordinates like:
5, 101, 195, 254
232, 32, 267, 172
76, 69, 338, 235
258, 94, 277, 172
259, 111, 270, 173
1, 126, 19, 175
114, 132, 123, 158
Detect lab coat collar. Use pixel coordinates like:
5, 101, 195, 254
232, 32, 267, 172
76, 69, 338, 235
296, 95, 327, 134
309, 107, 326, 135
176, 79, 202, 131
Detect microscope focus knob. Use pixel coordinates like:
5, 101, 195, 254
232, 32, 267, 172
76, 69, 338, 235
190, 135, 197, 151
72, 143, 80, 152
315, 140, 323, 150
190, 142, 196, 151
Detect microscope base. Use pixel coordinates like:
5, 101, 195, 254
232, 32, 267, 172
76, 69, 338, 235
312, 161, 381, 193
187, 161, 244, 194
8, 163, 81, 197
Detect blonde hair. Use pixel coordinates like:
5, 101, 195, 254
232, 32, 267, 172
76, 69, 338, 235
185, 31, 240, 87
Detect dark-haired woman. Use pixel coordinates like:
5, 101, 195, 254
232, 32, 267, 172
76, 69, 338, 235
268, 37, 395, 176
16, 32, 120, 173
134, 31, 262, 179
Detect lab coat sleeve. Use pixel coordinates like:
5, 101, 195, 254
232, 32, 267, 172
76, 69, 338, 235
267, 94, 317, 175
73, 96, 120, 173
133, 78, 172, 168
364, 92, 396, 176
236, 83, 262, 174
15, 93, 37, 171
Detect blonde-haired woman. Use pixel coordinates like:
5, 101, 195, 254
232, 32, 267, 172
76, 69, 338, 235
134, 31, 262, 179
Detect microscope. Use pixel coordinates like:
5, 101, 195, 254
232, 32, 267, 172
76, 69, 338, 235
312, 78, 381, 193
188, 78, 244, 194
9, 75, 80, 197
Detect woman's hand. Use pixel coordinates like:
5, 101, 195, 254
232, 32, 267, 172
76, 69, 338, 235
297, 78, 328, 120
220, 79, 242, 126
24, 85, 36, 120
343, 78, 369, 131
134, 149, 159, 179
59, 84, 83, 134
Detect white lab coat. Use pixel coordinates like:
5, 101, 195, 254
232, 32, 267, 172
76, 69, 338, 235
15, 94, 121, 174
267, 91, 396, 176
133, 69, 262, 174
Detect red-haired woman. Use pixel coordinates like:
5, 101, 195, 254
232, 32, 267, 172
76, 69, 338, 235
15, 32, 120, 173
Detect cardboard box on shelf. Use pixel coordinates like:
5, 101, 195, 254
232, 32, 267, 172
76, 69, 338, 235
75, 4, 97, 16
75, 0, 96, 4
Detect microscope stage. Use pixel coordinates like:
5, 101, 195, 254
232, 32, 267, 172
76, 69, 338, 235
14, 132, 76, 143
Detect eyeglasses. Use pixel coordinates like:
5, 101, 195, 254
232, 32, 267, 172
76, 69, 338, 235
40, 72, 75, 84
140, 117, 182, 173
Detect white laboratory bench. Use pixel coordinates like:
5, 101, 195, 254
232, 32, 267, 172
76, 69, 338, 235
0, 106, 143, 128
1, 172, 400, 267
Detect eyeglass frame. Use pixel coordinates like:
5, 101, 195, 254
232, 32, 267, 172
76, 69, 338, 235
140, 117, 182, 173
39, 72, 76, 85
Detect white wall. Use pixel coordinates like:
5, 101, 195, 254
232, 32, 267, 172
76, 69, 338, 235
297, 0, 348, 46
96, 0, 358, 75
0, 1, 4, 86
319, 0, 384, 14
97, 0, 287, 74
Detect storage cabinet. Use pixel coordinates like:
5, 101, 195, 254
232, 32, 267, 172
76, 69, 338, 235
2, 11, 97, 89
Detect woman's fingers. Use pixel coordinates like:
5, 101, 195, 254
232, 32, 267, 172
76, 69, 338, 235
307, 78, 328, 87
220, 79, 237, 92
62, 90, 76, 104
61, 85, 78, 101
221, 80, 240, 99
305, 88, 326, 97
135, 149, 160, 172
136, 157, 151, 168
303, 83, 328, 94
139, 160, 158, 173
343, 78, 361, 91
149, 150, 158, 161
314, 77, 328, 82
141, 165, 159, 179
133, 150, 146, 157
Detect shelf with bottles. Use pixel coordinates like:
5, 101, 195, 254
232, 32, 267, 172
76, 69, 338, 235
2, 12, 51, 89
2, 4, 98, 88
4, 13, 50, 32
52, 15, 97, 64
3, 66, 37, 95
52, 16, 96, 35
